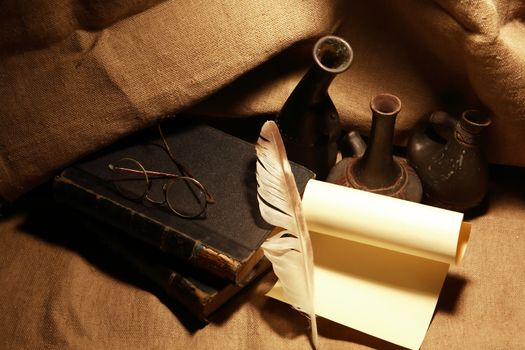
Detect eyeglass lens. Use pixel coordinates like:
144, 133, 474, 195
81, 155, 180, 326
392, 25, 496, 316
165, 177, 207, 218
110, 158, 150, 201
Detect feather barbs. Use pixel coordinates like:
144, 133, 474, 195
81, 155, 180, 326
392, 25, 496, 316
255, 121, 319, 348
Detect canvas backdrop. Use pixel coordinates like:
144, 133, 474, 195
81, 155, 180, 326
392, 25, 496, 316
1, 0, 525, 202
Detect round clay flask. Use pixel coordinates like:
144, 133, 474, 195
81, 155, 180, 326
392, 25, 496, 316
406, 110, 492, 212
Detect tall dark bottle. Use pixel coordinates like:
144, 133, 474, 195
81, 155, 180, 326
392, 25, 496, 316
276, 36, 353, 180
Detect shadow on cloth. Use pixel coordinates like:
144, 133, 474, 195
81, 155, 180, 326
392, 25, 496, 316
435, 273, 468, 315
11, 183, 243, 333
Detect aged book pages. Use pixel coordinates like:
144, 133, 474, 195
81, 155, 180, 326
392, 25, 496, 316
267, 179, 471, 350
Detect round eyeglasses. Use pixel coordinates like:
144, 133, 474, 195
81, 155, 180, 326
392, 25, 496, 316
108, 157, 208, 218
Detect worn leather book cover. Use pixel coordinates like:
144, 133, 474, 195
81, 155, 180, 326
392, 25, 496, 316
53, 119, 314, 284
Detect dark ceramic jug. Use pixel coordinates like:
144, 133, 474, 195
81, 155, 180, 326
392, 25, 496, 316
327, 93, 423, 202
276, 35, 353, 180
406, 110, 492, 212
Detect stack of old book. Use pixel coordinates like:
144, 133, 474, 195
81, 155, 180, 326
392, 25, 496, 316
53, 119, 314, 321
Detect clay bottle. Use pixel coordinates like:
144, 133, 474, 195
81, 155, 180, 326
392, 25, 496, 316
327, 93, 423, 202
276, 35, 353, 180
406, 110, 491, 212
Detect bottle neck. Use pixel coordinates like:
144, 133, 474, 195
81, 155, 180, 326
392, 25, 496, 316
276, 64, 339, 145
356, 112, 400, 187
455, 110, 491, 146
291, 65, 336, 104
352, 93, 403, 189
366, 112, 397, 165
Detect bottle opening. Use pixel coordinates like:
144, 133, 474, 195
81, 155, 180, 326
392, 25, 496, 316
462, 110, 491, 127
370, 93, 402, 116
313, 36, 353, 73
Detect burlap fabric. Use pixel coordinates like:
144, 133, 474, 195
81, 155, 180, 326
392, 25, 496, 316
1, 3, 525, 348
1, 0, 525, 202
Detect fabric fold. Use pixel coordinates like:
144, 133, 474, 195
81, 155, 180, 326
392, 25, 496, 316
1, 0, 525, 201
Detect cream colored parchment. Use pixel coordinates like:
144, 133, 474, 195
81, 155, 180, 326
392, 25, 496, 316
266, 179, 471, 350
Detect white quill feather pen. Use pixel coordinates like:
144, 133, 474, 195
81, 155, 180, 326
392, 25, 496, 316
255, 120, 318, 348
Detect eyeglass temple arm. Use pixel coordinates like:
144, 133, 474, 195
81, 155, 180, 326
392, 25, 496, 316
157, 123, 216, 204
108, 164, 180, 179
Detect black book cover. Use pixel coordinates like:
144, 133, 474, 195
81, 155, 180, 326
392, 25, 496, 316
53, 119, 314, 283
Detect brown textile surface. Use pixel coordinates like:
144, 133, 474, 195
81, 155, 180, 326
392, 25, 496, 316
0, 165, 524, 349
1, 0, 525, 201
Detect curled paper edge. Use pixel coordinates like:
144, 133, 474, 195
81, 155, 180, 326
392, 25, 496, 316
301, 179, 471, 265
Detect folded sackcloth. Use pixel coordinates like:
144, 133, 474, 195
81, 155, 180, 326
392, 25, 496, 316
1, 0, 524, 202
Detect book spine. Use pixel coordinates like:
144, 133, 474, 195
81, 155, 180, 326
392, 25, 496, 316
53, 175, 241, 282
